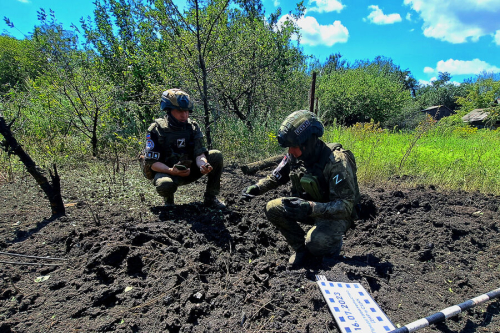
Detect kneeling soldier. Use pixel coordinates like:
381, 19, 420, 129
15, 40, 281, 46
242, 110, 360, 267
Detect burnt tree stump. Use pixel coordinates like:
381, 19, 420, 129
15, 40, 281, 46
0, 115, 65, 217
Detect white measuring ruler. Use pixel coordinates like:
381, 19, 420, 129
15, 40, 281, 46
316, 275, 395, 333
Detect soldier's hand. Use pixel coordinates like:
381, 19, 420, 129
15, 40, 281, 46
172, 165, 191, 177
282, 197, 312, 219
241, 185, 260, 200
200, 163, 212, 175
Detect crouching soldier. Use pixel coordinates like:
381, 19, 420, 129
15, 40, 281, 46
140, 88, 225, 208
242, 110, 360, 267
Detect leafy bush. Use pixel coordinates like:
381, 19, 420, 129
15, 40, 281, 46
317, 67, 412, 126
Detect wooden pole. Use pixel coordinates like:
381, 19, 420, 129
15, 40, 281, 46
309, 72, 317, 114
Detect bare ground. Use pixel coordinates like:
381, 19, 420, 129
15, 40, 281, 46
1, 160, 500, 333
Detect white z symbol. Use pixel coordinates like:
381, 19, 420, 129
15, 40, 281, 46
332, 174, 343, 184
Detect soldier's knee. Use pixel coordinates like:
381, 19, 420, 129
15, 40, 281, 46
264, 198, 283, 221
155, 178, 177, 196
207, 150, 223, 166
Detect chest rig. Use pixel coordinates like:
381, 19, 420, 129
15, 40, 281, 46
289, 143, 343, 202
154, 118, 196, 167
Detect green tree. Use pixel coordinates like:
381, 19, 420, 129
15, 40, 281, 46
32, 10, 116, 157
0, 35, 47, 95
353, 56, 418, 97
210, 5, 308, 128
80, 0, 167, 122
415, 72, 469, 111
456, 76, 500, 112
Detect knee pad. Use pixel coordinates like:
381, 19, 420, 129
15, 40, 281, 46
155, 178, 177, 196
264, 198, 283, 220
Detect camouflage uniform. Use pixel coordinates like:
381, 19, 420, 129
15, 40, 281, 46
244, 110, 360, 259
143, 107, 223, 204
257, 142, 360, 256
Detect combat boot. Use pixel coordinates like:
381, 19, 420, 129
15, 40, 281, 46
204, 195, 226, 209
164, 195, 174, 207
288, 247, 311, 269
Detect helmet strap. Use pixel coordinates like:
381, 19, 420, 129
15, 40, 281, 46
299, 135, 321, 164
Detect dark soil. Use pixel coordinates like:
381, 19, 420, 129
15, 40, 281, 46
1, 160, 500, 333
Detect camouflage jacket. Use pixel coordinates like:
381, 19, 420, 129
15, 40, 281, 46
257, 141, 360, 221
143, 116, 207, 172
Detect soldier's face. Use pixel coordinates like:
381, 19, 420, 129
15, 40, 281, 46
171, 109, 189, 122
288, 146, 302, 158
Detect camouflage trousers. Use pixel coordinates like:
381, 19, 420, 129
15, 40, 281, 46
153, 150, 223, 200
264, 197, 350, 256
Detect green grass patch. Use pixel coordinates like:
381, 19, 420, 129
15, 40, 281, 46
323, 122, 500, 195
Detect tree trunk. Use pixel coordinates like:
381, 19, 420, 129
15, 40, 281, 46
240, 155, 283, 175
195, 0, 213, 150
0, 115, 65, 217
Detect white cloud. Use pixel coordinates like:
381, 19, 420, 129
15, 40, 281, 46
419, 79, 435, 86
365, 5, 402, 25
274, 0, 280, 7
278, 14, 349, 46
425, 59, 500, 75
17, 0, 30, 3
420, 78, 461, 86
404, 0, 500, 43
495, 30, 500, 45
406, 13, 412, 21
308, 0, 345, 13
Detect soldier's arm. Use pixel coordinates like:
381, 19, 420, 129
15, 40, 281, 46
192, 122, 208, 158
255, 154, 291, 193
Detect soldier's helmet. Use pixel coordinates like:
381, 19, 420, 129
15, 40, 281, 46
277, 110, 324, 148
160, 88, 194, 112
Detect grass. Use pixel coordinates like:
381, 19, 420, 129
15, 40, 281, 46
322, 120, 500, 195
210, 116, 500, 195
211, 114, 286, 163
2, 116, 500, 196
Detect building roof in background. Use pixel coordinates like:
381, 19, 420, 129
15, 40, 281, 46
462, 109, 490, 122
422, 105, 447, 112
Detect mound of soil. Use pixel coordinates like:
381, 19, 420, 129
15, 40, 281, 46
1, 161, 500, 333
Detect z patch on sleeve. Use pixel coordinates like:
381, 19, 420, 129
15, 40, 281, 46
330, 171, 353, 198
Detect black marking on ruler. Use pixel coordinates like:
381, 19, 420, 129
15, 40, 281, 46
426, 312, 445, 325
458, 300, 475, 311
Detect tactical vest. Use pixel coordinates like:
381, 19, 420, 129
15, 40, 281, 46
290, 143, 356, 202
151, 117, 197, 167
138, 117, 197, 180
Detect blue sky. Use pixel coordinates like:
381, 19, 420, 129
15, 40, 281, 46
3, 0, 500, 84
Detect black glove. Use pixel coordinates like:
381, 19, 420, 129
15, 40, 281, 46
282, 197, 312, 220
241, 185, 260, 200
